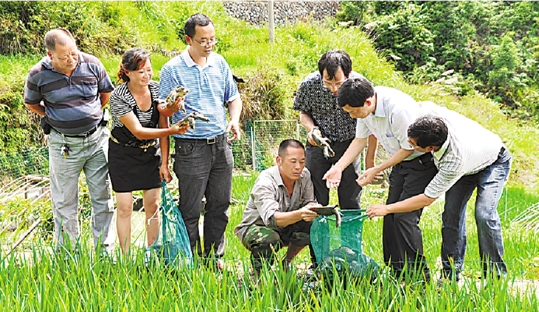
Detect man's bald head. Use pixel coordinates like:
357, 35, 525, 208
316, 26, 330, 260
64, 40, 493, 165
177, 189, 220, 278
44, 28, 75, 52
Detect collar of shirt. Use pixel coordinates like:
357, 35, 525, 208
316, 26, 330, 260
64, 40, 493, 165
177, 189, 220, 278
181, 49, 216, 69
433, 136, 451, 161
373, 92, 387, 118
268, 166, 286, 187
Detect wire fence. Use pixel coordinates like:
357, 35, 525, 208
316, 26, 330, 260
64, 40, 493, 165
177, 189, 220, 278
0, 119, 376, 185
0, 120, 305, 182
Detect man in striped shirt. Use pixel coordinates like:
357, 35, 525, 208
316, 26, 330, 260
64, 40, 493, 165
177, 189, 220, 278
158, 13, 242, 270
24, 28, 115, 252
367, 103, 511, 280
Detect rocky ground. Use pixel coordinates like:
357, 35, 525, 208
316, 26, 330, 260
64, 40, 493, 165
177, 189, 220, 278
223, 1, 341, 25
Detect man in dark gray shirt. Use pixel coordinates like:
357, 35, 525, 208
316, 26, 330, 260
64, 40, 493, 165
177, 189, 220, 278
293, 50, 377, 210
24, 28, 114, 252
235, 139, 320, 274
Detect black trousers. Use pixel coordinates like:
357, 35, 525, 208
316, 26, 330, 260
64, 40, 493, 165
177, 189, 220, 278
305, 139, 362, 208
384, 153, 438, 278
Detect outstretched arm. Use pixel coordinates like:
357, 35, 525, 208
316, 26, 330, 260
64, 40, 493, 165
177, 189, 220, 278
366, 193, 437, 219
323, 137, 368, 189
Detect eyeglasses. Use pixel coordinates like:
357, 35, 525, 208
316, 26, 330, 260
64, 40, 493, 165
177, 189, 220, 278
192, 37, 218, 47
322, 79, 346, 90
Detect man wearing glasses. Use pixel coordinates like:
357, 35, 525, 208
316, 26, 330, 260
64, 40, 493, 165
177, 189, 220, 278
294, 50, 378, 212
324, 77, 438, 282
159, 13, 242, 270
24, 28, 115, 253
292, 50, 377, 267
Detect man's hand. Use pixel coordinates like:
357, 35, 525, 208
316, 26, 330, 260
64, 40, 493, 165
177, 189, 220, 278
227, 120, 241, 142
366, 204, 390, 219
323, 167, 342, 189
307, 128, 323, 146
299, 203, 321, 222
357, 167, 384, 187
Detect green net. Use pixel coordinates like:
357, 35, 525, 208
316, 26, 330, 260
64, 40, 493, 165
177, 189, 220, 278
310, 209, 367, 261
145, 181, 193, 267
310, 209, 379, 281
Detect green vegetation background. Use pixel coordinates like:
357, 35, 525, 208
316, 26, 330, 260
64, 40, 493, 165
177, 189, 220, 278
0, 2, 538, 311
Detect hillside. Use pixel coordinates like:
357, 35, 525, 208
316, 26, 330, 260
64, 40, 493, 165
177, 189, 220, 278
0, 1, 538, 189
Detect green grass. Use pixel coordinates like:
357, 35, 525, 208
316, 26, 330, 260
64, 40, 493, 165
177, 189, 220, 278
1, 174, 539, 311
1, 1, 539, 310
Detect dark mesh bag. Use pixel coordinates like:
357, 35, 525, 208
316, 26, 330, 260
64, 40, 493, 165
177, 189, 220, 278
145, 181, 193, 267
310, 209, 378, 282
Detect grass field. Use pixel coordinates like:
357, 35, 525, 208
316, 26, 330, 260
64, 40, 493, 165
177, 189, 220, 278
1, 173, 538, 311
1, 1, 539, 310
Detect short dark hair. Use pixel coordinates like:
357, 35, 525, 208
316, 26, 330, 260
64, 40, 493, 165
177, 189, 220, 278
336, 77, 375, 108
278, 139, 305, 157
44, 28, 75, 52
117, 48, 151, 83
407, 116, 448, 148
184, 13, 213, 38
318, 49, 352, 79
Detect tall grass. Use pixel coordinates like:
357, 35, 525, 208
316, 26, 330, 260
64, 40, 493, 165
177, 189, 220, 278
1, 1, 539, 310
1, 174, 538, 311
1, 241, 537, 311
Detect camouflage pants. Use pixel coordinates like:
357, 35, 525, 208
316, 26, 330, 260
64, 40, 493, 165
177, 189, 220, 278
241, 221, 311, 271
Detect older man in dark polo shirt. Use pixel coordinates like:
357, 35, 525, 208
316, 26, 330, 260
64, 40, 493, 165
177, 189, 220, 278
24, 28, 115, 252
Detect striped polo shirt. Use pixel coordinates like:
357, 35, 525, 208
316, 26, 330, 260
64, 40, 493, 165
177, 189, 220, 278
420, 102, 504, 198
110, 80, 159, 129
24, 52, 114, 135
158, 50, 239, 139
355, 86, 425, 161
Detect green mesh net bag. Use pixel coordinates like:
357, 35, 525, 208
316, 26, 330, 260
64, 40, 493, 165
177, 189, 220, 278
310, 209, 379, 282
145, 181, 193, 267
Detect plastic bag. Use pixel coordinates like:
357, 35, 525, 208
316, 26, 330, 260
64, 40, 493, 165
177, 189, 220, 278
145, 181, 193, 267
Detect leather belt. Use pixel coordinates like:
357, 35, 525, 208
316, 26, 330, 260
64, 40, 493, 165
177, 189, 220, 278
175, 133, 226, 145
55, 125, 100, 138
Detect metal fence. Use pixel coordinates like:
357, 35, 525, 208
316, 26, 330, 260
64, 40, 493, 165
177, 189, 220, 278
0, 119, 366, 181
246, 119, 307, 171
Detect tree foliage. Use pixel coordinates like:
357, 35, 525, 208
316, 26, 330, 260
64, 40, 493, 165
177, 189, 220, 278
336, 1, 539, 119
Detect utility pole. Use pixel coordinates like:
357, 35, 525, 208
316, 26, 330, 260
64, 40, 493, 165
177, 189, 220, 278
268, 0, 274, 43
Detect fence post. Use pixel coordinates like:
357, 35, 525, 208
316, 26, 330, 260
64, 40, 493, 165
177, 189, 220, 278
251, 122, 256, 171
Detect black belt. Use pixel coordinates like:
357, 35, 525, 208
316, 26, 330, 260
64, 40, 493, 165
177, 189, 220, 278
110, 135, 157, 149
499, 146, 506, 155
55, 125, 100, 138
175, 133, 226, 145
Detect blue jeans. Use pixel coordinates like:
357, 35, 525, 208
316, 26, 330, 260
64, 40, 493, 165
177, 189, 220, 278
49, 126, 115, 250
442, 147, 511, 279
173, 134, 233, 259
